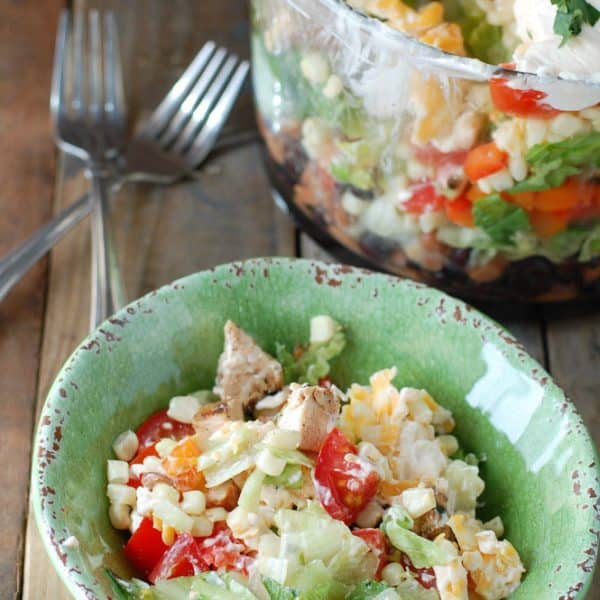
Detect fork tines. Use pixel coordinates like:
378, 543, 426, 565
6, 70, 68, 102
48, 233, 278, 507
140, 41, 250, 163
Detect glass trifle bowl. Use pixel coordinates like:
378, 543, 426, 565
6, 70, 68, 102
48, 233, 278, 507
251, 0, 600, 301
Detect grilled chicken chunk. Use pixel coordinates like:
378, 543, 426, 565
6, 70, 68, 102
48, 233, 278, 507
277, 384, 339, 452
213, 321, 284, 420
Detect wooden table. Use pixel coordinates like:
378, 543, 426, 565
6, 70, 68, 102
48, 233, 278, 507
0, 1, 598, 598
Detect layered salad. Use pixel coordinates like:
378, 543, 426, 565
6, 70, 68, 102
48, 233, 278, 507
105, 317, 524, 599
253, 0, 600, 300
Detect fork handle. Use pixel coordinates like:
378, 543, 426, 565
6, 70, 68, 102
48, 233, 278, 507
0, 194, 90, 303
89, 172, 125, 330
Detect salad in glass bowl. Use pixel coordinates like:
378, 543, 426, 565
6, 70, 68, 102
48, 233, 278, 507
105, 316, 524, 599
252, 0, 600, 301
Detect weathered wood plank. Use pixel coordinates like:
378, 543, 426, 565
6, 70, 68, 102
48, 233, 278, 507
0, 2, 63, 598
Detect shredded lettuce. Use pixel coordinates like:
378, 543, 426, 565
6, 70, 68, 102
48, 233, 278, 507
472, 194, 531, 245
265, 463, 305, 489
382, 508, 453, 569
511, 132, 600, 193
264, 445, 314, 468
263, 576, 388, 600
104, 571, 257, 600
189, 389, 219, 404
238, 468, 266, 512
270, 503, 377, 585
276, 320, 346, 385
345, 580, 390, 599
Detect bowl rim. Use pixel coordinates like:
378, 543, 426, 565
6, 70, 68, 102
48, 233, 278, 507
31, 257, 600, 599
286, 0, 600, 88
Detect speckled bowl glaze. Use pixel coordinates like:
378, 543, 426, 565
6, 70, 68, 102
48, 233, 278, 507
32, 258, 599, 599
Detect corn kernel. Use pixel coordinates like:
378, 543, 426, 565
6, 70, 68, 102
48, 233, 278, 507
181, 490, 206, 515
205, 507, 228, 523
381, 562, 405, 586
167, 395, 201, 424
310, 315, 338, 344
109, 504, 131, 530
112, 430, 139, 461
107, 460, 129, 484
437, 435, 459, 456
300, 52, 329, 84
153, 499, 193, 533
401, 487, 436, 518
191, 515, 214, 537
323, 74, 343, 99
161, 525, 176, 546
153, 483, 180, 505
107, 483, 136, 507
155, 438, 178, 458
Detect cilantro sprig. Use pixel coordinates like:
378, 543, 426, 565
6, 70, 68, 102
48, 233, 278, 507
550, 0, 600, 45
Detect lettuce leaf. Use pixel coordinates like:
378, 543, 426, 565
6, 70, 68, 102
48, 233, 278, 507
263, 576, 384, 600
276, 323, 346, 385
511, 132, 600, 193
382, 509, 453, 569
580, 223, 600, 261
265, 463, 305, 489
271, 503, 377, 584
472, 194, 531, 245
105, 571, 257, 600
345, 580, 390, 599
443, 0, 511, 63
263, 578, 299, 600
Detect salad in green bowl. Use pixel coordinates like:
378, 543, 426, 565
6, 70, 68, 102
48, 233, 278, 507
105, 317, 524, 599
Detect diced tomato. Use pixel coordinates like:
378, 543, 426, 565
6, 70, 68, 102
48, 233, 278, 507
163, 437, 205, 492
127, 443, 159, 488
490, 76, 560, 119
318, 376, 333, 388
130, 443, 158, 465
136, 409, 195, 448
123, 518, 169, 577
403, 183, 444, 214
530, 210, 571, 239
464, 143, 508, 182
399, 553, 437, 590
148, 533, 207, 583
314, 428, 380, 524
444, 195, 474, 227
353, 528, 388, 579
413, 145, 469, 168
196, 523, 253, 575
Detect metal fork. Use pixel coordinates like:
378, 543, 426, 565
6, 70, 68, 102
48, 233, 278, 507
0, 34, 250, 316
52, 10, 127, 329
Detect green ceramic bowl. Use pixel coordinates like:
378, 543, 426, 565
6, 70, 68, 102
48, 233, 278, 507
32, 258, 599, 599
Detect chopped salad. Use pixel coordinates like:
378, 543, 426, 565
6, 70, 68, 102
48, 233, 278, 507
253, 0, 600, 300
105, 316, 523, 599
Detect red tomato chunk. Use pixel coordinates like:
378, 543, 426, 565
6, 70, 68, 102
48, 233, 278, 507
314, 428, 380, 524
490, 76, 560, 119
353, 528, 388, 579
123, 518, 168, 577
148, 533, 206, 583
136, 409, 194, 448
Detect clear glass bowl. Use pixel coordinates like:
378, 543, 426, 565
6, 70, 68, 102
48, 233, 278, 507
251, 0, 600, 302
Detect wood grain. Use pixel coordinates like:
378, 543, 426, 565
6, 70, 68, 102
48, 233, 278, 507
0, 2, 63, 598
